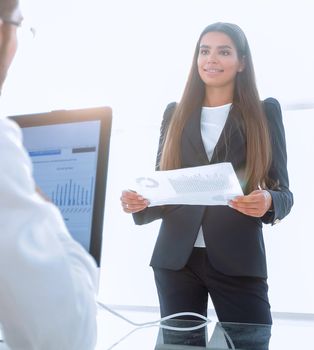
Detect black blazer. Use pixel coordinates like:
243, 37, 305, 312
133, 98, 293, 278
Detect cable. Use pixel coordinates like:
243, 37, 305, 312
97, 302, 235, 349
97, 301, 211, 331
0, 302, 234, 350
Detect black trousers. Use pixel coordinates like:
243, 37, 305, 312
153, 248, 272, 325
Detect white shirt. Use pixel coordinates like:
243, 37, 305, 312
194, 103, 232, 247
0, 117, 98, 350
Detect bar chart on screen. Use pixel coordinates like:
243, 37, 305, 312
51, 178, 94, 209
29, 143, 98, 251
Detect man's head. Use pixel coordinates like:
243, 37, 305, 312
0, 0, 23, 94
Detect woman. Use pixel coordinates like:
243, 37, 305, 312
120, 22, 293, 325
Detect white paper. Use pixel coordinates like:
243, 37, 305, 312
132, 162, 243, 206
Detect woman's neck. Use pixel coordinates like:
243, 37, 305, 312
203, 86, 234, 107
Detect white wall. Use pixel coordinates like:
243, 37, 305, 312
2, 0, 314, 314
265, 108, 314, 313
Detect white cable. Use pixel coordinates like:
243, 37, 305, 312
224, 331, 236, 350
97, 301, 211, 331
0, 302, 234, 350
97, 302, 235, 349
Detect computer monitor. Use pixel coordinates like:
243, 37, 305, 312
10, 107, 112, 267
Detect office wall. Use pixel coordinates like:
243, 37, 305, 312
2, 0, 313, 314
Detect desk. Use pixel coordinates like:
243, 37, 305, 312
96, 308, 314, 350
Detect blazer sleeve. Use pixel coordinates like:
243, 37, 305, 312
261, 97, 294, 225
132, 102, 177, 225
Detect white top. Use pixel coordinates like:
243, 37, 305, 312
0, 117, 98, 350
194, 103, 232, 248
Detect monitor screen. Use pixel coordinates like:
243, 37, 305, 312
10, 107, 112, 266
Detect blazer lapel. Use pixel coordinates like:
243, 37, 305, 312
181, 105, 246, 168
181, 107, 209, 167
211, 105, 246, 165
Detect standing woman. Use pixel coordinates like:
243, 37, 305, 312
120, 22, 293, 325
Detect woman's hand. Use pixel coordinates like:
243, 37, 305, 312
120, 190, 150, 214
228, 190, 272, 217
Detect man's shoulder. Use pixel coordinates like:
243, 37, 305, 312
0, 117, 22, 141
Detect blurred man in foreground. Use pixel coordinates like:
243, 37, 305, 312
0, 1, 98, 349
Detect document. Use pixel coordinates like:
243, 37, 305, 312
132, 162, 243, 207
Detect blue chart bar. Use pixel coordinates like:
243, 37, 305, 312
29, 149, 61, 157
51, 177, 94, 213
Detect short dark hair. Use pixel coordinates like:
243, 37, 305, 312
0, 0, 23, 26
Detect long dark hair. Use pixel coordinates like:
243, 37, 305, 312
159, 22, 272, 193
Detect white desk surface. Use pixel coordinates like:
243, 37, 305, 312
96, 307, 314, 350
